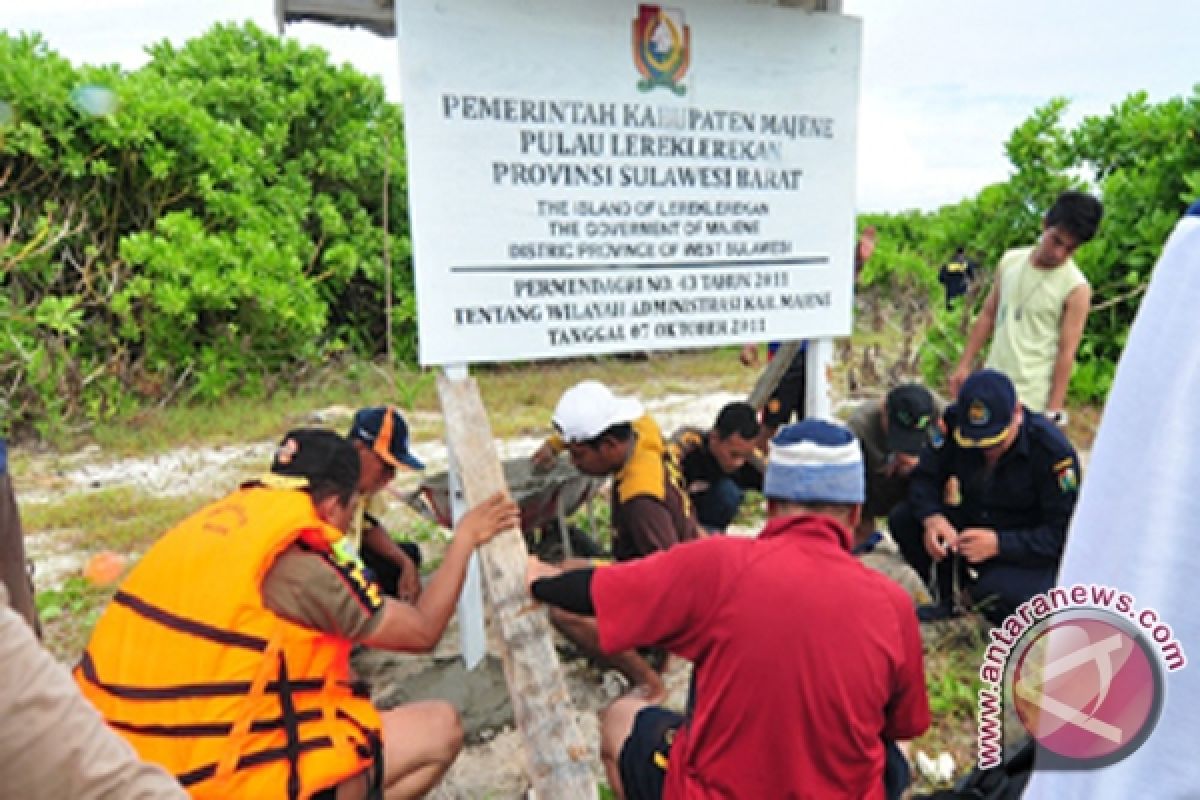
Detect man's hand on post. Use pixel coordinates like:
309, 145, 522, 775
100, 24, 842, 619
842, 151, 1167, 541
457, 492, 520, 547
525, 556, 562, 596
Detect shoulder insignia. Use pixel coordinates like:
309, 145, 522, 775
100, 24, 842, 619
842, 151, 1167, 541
1055, 462, 1079, 494
944, 475, 962, 507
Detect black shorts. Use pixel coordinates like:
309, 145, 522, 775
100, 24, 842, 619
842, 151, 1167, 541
618, 706, 685, 800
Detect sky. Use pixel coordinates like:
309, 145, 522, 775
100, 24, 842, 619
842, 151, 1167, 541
4, 0, 1199, 212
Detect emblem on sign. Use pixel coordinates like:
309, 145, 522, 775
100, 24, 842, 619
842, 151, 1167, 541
633, 5, 691, 95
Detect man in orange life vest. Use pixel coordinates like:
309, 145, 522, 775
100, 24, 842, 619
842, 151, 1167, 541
76, 429, 518, 800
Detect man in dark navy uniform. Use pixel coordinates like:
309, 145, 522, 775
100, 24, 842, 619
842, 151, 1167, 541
888, 369, 1080, 624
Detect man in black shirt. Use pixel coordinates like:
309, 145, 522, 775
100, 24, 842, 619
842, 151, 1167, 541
669, 402, 764, 533
888, 370, 1081, 624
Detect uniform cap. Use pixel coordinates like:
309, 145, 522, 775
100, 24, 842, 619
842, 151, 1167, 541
885, 384, 937, 455
270, 429, 361, 493
953, 369, 1018, 448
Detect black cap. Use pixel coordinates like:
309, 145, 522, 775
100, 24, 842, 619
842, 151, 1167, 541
885, 384, 937, 455
953, 370, 1018, 448
270, 429, 360, 493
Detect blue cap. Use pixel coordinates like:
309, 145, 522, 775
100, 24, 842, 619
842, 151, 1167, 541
348, 406, 424, 470
953, 369, 1017, 448
763, 419, 864, 505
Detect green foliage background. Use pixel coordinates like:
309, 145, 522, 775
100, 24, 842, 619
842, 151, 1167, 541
861, 92, 1200, 402
1, 24, 412, 436
3, 21, 1200, 435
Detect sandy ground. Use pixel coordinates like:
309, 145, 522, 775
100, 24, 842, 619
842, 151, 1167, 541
14, 389, 747, 797
16, 386, 938, 798
19, 391, 743, 586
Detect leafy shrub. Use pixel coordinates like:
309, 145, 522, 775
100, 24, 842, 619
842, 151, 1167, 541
0, 25, 414, 436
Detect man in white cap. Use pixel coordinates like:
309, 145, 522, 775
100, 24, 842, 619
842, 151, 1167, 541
529, 419, 929, 800
534, 381, 698, 561
532, 380, 698, 700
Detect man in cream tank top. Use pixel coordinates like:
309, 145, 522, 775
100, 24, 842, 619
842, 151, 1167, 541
950, 191, 1103, 418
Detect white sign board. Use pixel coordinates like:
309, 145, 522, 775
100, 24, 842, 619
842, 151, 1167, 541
400, 0, 861, 365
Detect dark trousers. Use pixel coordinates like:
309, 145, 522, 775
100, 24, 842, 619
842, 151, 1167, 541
887, 502, 1057, 625
620, 707, 910, 800
763, 353, 807, 428
692, 476, 744, 533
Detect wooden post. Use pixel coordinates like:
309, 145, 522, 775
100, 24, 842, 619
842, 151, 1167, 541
746, 338, 834, 421
438, 375, 597, 799
746, 339, 802, 411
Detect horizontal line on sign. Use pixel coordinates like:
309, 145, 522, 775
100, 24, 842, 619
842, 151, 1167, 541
450, 257, 830, 274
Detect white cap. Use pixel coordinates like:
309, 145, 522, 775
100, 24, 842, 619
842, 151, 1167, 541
553, 381, 643, 443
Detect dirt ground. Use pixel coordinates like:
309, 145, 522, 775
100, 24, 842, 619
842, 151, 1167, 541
18, 294, 1034, 797
350, 508, 930, 799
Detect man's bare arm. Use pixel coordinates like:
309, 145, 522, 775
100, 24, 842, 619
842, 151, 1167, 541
362, 493, 518, 652
950, 276, 1002, 395
1045, 284, 1091, 413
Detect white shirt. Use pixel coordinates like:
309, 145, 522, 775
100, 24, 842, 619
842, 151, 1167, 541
1024, 214, 1200, 798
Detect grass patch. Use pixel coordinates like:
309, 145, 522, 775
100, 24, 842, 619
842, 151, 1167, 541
24, 487, 209, 663
22, 487, 208, 554
911, 626, 988, 790
34, 350, 744, 459
36, 575, 117, 662
732, 489, 767, 529
83, 360, 416, 456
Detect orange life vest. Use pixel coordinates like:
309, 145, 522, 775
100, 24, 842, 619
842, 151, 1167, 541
75, 487, 381, 799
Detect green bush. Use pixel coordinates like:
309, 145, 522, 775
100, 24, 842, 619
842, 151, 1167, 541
0, 24, 413, 436
877, 91, 1200, 404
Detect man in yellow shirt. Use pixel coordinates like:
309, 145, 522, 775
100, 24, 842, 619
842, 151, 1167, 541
533, 381, 698, 700
950, 191, 1103, 419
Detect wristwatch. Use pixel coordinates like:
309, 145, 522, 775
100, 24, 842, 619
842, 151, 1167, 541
1047, 409, 1069, 427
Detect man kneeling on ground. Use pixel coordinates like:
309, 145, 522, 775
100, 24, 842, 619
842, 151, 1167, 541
888, 369, 1081, 624
76, 429, 518, 800
845, 383, 941, 550
533, 381, 698, 701
529, 419, 930, 799
668, 401, 764, 534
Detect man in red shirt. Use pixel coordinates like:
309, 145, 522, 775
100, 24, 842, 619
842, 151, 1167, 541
530, 419, 929, 799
